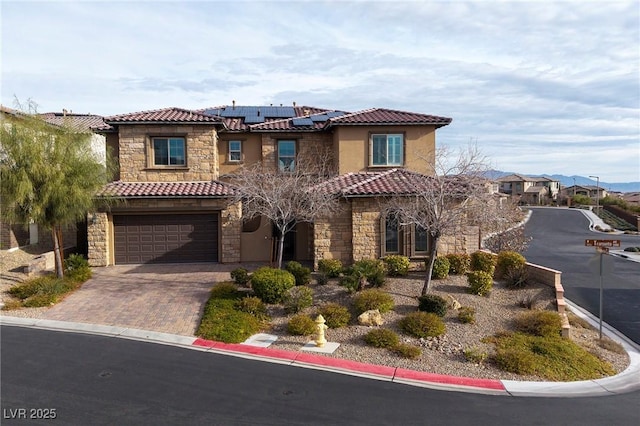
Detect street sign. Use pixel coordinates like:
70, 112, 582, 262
585, 239, 621, 247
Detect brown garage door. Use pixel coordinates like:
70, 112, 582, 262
113, 213, 218, 264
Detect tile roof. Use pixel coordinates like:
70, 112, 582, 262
97, 181, 235, 198
40, 112, 108, 132
104, 107, 225, 125
198, 105, 334, 131
314, 169, 435, 196
328, 108, 452, 127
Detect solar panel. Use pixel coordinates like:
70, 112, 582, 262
310, 114, 329, 122
326, 111, 346, 118
292, 118, 314, 126
244, 114, 265, 124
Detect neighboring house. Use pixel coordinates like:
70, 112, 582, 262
88, 104, 468, 267
561, 185, 609, 200
497, 174, 560, 205
0, 107, 105, 251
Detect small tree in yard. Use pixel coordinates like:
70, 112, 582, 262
477, 197, 532, 254
0, 101, 111, 277
227, 151, 341, 269
384, 144, 492, 296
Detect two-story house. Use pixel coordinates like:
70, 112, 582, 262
497, 174, 560, 205
88, 104, 467, 267
561, 185, 609, 200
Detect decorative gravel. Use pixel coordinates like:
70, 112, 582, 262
267, 274, 630, 382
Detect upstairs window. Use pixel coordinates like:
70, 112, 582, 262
152, 137, 185, 166
278, 140, 296, 172
371, 134, 403, 166
229, 140, 242, 162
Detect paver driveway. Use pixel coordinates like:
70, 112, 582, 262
42, 263, 233, 336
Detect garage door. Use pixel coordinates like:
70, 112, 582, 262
113, 214, 219, 264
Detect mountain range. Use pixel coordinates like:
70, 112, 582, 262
487, 171, 640, 193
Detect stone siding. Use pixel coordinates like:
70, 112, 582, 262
437, 225, 480, 255
118, 124, 219, 182
351, 198, 382, 261
314, 201, 353, 267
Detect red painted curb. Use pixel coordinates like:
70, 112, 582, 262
294, 352, 396, 377
394, 368, 505, 390
193, 338, 298, 361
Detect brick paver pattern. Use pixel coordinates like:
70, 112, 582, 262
42, 264, 233, 336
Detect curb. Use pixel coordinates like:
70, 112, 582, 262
2, 313, 639, 397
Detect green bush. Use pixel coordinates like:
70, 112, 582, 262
283, 286, 314, 314
399, 312, 446, 338
250, 267, 295, 304
317, 259, 343, 278
458, 306, 476, 324
8, 274, 80, 307
287, 314, 317, 336
318, 303, 351, 328
383, 255, 410, 277
197, 298, 262, 343
513, 311, 562, 337
430, 256, 450, 279
446, 253, 470, 275
393, 343, 422, 359
352, 289, 395, 315
230, 268, 250, 285
235, 296, 268, 319
463, 346, 488, 364
286, 261, 311, 286
504, 266, 529, 289
571, 194, 592, 206
467, 271, 493, 296
470, 251, 497, 275
64, 253, 92, 282
495, 251, 526, 279
316, 273, 329, 285
23, 293, 58, 307
338, 274, 360, 293
417, 294, 448, 317
351, 259, 386, 287
364, 328, 400, 348
209, 282, 243, 300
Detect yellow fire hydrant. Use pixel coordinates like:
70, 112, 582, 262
315, 314, 328, 347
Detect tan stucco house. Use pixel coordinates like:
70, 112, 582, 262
87, 104, 475, 267
497, 174, 560, 205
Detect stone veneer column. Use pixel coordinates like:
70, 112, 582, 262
313, 201, 353, 268
261, 135, 276, 170
220, 202, 242, 263
350, 198, 381, 262
87, 212, 109, 267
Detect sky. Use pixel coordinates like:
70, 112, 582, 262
1, 0, 639, 183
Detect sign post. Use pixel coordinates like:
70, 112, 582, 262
585, 239, 619, 339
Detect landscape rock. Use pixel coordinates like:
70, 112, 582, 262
357, 309, 383, 326
447, 294, 461, 310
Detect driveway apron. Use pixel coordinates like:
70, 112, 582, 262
42, 264, 230, 336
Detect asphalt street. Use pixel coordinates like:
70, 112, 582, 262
524, 207, 640, 344
2, 326, 639, 426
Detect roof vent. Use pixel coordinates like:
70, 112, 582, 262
232, 100, 236, 110
293, 101, 297, 107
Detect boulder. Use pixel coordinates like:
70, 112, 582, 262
357, 309, 384, 326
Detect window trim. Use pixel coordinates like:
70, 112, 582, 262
148, 135, 187, 168
381, 215, 430, 258
228, 140, 242, 163
369, 133, 405, 167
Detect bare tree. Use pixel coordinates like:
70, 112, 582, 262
226, 150, 341, 268
384, 144, 492, 295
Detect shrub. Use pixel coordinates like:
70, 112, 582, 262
352, 289, 395, 315
495, 251, 526, 279
64, 253, 92, 282
430, 256, 450, 279
470, 251, 497, 275
23, 293, 58, 307
318, 303, 351, 328
363, 328, 399, 348
458, 306, 476, 324
351, 259, 386, 287
235, 296, 268, 319
383, 255, 410, 277
399, 312, 446, 338
316, 273, 329, 285
317, 259, 343, 278
513, 310, 562, 337
516, 291, 539, 309
197, 298, 262, 343
1, 299, 23, 310
283, 286, 314, 314
504, 266, 529, 289
209, 282, 243, 300
230, 268, 250, 285
417, 294, 448, 317
250, 267, 295, 304
464, 346, 488, 364
624, 246, 640, 252
446, 253, 470, 275
8, 275, 79, 306
287, 314, 317, 336
286, 261, 311, 286
393, 343, 422, 359
467, 271, 493, 296
338, 274, 360, 293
